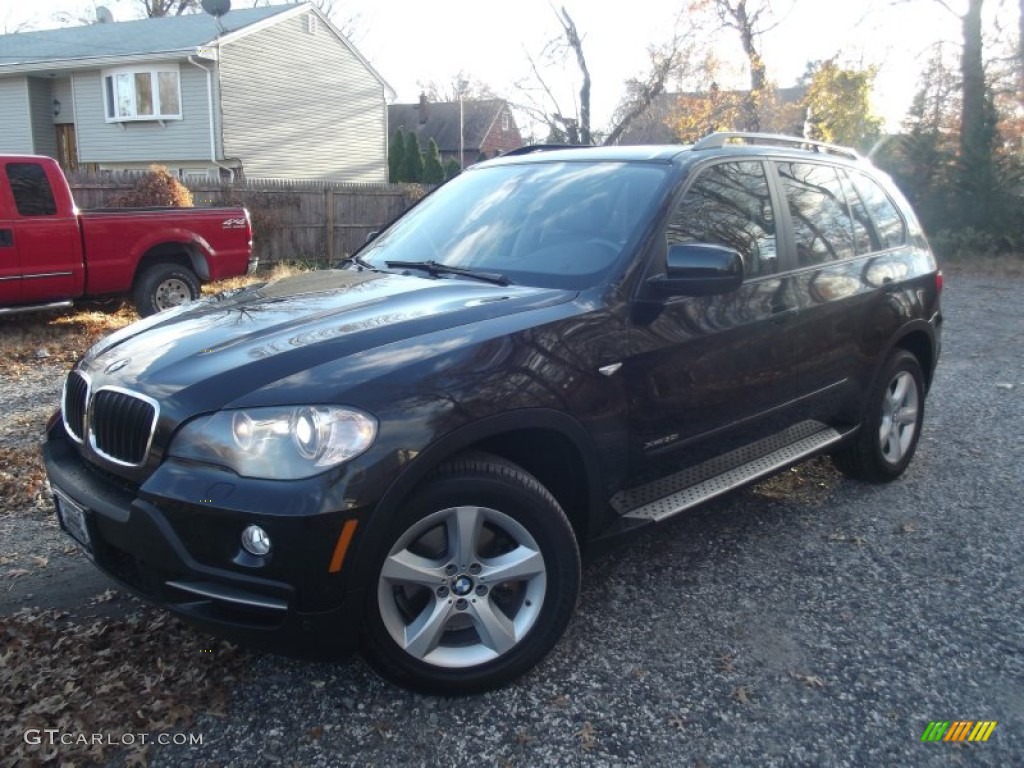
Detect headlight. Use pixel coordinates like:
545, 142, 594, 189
168, 405, 377, 479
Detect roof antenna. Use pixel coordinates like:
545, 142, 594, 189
200, 0, 231, 35
94, 6, 115, 24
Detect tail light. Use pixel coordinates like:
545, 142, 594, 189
936, 270, 943, 295
244, 208, 253, 247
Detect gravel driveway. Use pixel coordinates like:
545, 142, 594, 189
3, 274, 1022, 767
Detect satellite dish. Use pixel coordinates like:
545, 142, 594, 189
200, 0, 231, 18
95, 6, 114, 23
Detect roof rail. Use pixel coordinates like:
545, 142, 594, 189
500, 144, 590, 157
692, 132, 861, 160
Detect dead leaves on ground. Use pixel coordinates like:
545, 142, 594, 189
789, 670, 826, 689
1, 606, 251, 767
0, 308, 136, 377
0, 447, 49, 517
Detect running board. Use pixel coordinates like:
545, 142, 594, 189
0, 300, 73, 316
613, 421, 849, 523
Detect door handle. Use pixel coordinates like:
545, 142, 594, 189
0, 229, 12, 248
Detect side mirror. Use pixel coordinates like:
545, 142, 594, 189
645, 243, 744, 298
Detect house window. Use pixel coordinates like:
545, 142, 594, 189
102, 66, 182, 122
501, 112, 510, 132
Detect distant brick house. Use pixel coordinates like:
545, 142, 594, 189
388, 96, 523, 167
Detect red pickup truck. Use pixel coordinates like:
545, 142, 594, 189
0, 155, 254, 317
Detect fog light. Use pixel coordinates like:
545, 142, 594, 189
241, 525, 271, 556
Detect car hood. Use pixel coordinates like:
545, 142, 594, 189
78, 269, 575, 413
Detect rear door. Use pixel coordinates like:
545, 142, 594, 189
625, 159, 804, 473
3, 160, 83, 304
770, 160, 918, 424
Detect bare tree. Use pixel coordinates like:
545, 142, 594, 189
138, 0, 198, 17
513, 6, 594, 144
418, 72, 500, 103
1019, 0, 1024, 98
555, 7, 592, 145
708, 0, 780, 131
604, 21, 692, 145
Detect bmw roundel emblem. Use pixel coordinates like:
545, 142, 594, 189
104, 358, 131, 374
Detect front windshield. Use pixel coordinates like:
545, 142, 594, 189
358, 161, 669, 289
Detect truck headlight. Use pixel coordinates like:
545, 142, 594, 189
168, 406, 377, 479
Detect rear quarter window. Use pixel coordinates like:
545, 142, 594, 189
5, 162, 58, 216
847, 170, 907, 250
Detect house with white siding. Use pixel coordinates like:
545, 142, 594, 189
0, 3, 394, 182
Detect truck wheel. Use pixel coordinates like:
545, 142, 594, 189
833, 349, 925, 483
361, 453, 580, 694
134, 263, 201, 316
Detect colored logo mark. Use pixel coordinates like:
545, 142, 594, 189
921, 721, 997, 742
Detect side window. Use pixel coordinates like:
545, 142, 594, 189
847, 171, 907, 250
837, 171, 874, 254
667, 161, 777, 277
776, 162, 857, 266
5, 163, 58, 216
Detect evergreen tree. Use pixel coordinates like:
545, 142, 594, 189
388, 129, 405, 183
423, 138, 445, 184
443, 159, 462, 181
404, 132, 424, 183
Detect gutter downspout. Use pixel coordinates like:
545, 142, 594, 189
188, 54, 235, 181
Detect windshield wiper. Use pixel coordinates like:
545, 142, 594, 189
385, 260, 512, 286
341, 253, 383, 271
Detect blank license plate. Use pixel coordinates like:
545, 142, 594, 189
54, 489, 92, 556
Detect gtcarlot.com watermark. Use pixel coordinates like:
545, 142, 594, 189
24, 728, 203, 747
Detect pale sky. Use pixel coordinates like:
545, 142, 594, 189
2, 0, 1015, 134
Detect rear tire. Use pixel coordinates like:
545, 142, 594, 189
833, 349, 925, 482
133, 262, 200, 317
361, 453, 580, 694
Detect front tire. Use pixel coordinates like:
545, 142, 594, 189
133, 262, 201, 317
833, 349, 925, 482
361, 453, 580, 694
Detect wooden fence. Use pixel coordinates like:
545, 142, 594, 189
66, 172, 425, 264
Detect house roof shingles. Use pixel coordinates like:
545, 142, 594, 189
0, 5, 291, 68
388, 99, 508, 153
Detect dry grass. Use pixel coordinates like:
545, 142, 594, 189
0, 263, 312, 376
0, 305, 138, 377
939, 253, 1024, 279
200, 261, 311, 295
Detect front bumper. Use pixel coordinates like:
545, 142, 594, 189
42, 432, 365, 659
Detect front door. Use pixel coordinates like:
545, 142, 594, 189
3, 160, 82, 304
55, 124, 78, 171
624, 159, 802, 476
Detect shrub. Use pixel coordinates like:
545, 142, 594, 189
389, 129, 406, 183
404, 133, 424, 183
109, 165, 193, 208
423, 138, 444, 184
443, 158, 462, 181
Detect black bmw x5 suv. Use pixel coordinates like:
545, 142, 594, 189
44, 133, 942, 693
